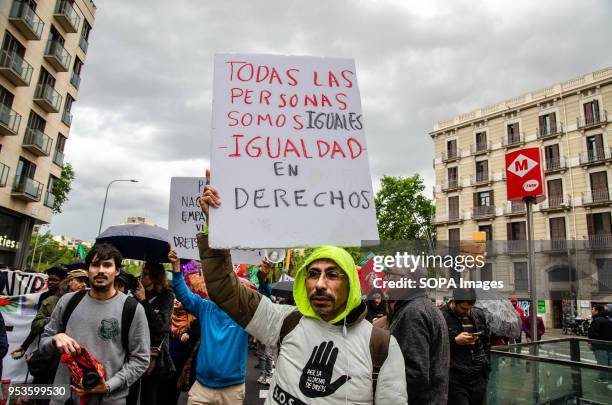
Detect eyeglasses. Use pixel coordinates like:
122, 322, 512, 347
306, 268, 346, 281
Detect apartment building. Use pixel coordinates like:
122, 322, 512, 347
431, 66, 612, 328
0, 0, 96, 268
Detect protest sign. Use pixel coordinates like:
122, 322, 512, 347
210, 53, 379, 248
168, 177, 268, 263
168, 177, 207, 260
0, 270, 48, 383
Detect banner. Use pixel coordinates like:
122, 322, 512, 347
0, 270, 48, 383
210, 54, 379, 248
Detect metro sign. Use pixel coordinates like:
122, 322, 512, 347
505, 147, 545, 201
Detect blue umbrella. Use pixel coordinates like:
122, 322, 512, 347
96, 224, 170, 263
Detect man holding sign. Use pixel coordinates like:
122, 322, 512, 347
196, 176, 407, 405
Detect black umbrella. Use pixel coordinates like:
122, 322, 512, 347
96, 224, 170, 263
272, 280, 294, 299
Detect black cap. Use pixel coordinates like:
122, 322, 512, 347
116, 271, 137, 292
45, 265, 68, 279
452, 288, 477, 303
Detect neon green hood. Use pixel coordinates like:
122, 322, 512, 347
293, 246, 362, 324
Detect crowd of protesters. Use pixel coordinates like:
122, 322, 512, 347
0, 175, 610, 405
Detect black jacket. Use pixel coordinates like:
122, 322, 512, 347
440, 303, 491, 378
139, 287, 176, 375
390, 292, 450, 405
588, 313, 612, 350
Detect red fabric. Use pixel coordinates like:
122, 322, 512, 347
61, 348, 106, 405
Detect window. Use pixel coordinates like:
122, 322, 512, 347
62, 95, 74, 126
447, 167, 458, 187
475, 132, 487, 150
549, 217, 566, 240
45, 175, 57, 208
71, 57, 83, 88
539, 112, 557, 136
597, 259, 612, 292
16, 157, 36, 179
589, 171, 609, 202
584, 100, 600, 126
80, 19, 92, 52
544, 144, 560, 170
586, 134, 604, 161
514, 262, 528, 291
54, 134, 66, 166
0, 85, 15, 128
478, 191, 490, 207
479, 225, 492, 240
448, 196, 459, 220
547, 179, 563, 207
475, 160, 488, 182
480, 263, 492, 282
27, 111, 46, 132
587, 213, 612, 237
446, 139, 457, 159
508, 222, 526, 240
448, 228, 460, 241
38, 67, 56, 89
2, 31, 26, 59
507, 123, 520, 143
49, 25, 65, 46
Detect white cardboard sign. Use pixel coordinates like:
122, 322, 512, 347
209, 53, 379, 248
168, 177, 266, 263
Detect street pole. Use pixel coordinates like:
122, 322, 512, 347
525, 195, 538, 341
98, 179, 139, 235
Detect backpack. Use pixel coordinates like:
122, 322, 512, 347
27, 290, 138, 378
278, 311, 390, 401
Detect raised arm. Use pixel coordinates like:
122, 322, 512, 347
169, 249, 206, 316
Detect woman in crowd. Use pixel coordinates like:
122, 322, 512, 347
133, 262, 175, 405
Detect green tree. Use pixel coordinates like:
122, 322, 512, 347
374, 175, 435, 241
52, 162, 75, 214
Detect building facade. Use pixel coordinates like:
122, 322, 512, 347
0, 0, 95, 268
431, 66, 612, 328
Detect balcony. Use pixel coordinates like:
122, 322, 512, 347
54, 0, 81, 33
502, 133, 525, 149
11, 175, 43, 202
44, 189, 55, 209
0, 49, 33, 86
544, 156, 567, 174
33, 83, 62, 113
579, 148, 612, 166
0, 162, 9, 187
536, 123, 563, 140
9, 0, 44, 40
23, 128, 52, 157
79, 36, 89, 54
442, 178, 461, 192
539, 195, 571, 212
470, 142, 491, 155
581, 189, 611, 206
586, 234, 612, 250
470, 172, 491, 187
577, 111, 608, 130
61, 110, 73, 127
442, 151, 459, 163
472, 205, 495, 220
540, 240, 570, 254
435, 212, 464, 225
0, 104, 22, 136
44, 39, 71, 72
504, 201, 526, 216
70, 71, 81, 90
53, 149, 64, 167
507, 240, 527, 255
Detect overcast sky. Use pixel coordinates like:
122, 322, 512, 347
49, 0, 612, 243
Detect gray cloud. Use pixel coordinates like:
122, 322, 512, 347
50, 0, 612, 242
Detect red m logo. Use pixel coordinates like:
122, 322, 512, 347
515, 160, 528, 171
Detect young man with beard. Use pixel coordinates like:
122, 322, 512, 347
40, 243, 150, 405
197, 175, 407, 405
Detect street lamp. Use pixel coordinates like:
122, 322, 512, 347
98, 179, 139, 235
